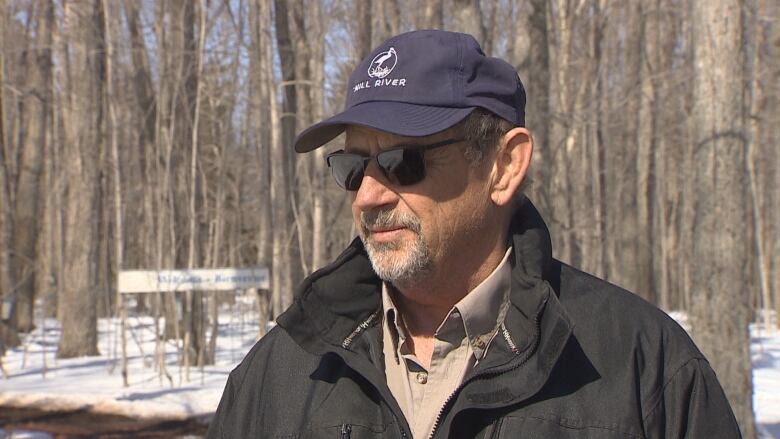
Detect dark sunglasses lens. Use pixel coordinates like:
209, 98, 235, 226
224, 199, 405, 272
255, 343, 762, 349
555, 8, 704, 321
328, 155, 365, 190
378, 148, 426, 186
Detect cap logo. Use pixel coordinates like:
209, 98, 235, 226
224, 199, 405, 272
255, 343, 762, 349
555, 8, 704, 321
368, 47, 397, 79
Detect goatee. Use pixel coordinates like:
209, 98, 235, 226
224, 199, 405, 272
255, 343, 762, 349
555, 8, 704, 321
359, 209, 432, 284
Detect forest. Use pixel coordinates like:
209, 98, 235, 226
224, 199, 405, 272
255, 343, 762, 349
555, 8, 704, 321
1, 0, 778, 437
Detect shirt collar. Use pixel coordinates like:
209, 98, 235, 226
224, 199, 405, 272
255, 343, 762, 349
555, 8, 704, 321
454, 246, 513, 359
381, 247, 513, 360
382, 283, 407, 357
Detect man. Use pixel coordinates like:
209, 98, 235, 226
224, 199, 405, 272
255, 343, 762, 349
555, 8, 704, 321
208, 30, 740, 438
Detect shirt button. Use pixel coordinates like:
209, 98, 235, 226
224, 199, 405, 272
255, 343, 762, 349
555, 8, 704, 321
416, 372, 428, 384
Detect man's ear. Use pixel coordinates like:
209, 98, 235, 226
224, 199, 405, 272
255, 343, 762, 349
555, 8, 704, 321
490, 127, 533, 206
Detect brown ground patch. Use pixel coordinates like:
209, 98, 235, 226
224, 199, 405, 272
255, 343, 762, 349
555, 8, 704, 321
0, 406, 209, 438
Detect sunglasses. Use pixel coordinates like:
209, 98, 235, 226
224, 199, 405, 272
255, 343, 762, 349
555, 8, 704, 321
325, 138, 463, 191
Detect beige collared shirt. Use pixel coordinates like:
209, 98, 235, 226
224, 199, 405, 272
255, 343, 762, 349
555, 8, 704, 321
381, 248, 513, 439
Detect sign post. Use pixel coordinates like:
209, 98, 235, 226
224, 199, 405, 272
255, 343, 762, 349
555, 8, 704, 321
116, 267, 269, 385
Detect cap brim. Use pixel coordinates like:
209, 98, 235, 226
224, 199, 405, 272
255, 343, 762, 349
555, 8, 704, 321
294, 102, 476, 152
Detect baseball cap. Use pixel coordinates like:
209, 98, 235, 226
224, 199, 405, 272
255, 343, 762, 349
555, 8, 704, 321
293, 29, 526, 153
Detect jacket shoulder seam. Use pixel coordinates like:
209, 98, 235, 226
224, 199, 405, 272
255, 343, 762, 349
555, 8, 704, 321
640, 356, 706, 423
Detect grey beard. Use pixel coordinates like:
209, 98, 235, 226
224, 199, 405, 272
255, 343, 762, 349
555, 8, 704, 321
359, 209, 432, 284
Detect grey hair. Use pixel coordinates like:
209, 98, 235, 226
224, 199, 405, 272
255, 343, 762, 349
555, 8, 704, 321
457, 109, 533, 195
459, 109, 516, 163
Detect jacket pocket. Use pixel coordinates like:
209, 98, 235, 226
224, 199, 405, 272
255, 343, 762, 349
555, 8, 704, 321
298, 422, 400, 439
497, 416, 642, 438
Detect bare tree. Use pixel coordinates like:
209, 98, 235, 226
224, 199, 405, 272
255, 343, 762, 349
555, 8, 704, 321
768, 0, 780, 323
515, 0, 549, 214
10, 1, 51, 333
308, 0, 328, 272
272, 0, 297, 315
746, 0, 777, 328
57, 0, 104, 358
689, 0, 756, 435
249, 0, 273, 331
0, 0, 22, 351
451, 0, 484, 44
417, 0, 443, 29
356, 0, 373, 59
182, 0, 208, 378
373, 0, 400, 45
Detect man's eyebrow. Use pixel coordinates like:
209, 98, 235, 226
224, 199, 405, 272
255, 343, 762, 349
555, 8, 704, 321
346, 137, 431, 152
386, 140, 418, 149
344, 144, 371, 155
386, 137, 440, 149
351, 140, 418, 151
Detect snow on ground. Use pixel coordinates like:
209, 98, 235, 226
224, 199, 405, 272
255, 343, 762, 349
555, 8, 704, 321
754, 322, 780, 439
0, 294, 262, 422
0, 430, 53, 438
0, 303, 779, 438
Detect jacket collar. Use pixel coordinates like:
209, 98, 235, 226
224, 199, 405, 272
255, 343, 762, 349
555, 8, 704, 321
276, 238, 381, 355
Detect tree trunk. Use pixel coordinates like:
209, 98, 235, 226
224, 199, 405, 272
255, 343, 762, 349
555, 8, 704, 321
267, 0, 288, 317
250, 0, 272, 306
149, 0, 179, 342
123, 0, 158, 319
689, 0, 756, 436
767, 0, 780, 326
36, 0, 57, 321
745, 0, 773, 327
273, 0, 297, 314
11, 0, 49, 333
418, 0, 443, 29
451, 0, 484, 44
101, 0, 127, 385
57, 0, 103, 358
183, 0, 207, 378
545, 0, 576, 264
520, 0, 550, 215
0, 0, 21, 350
374, 0, 400, 45
356, 0, 372, 60
634, 0, 658, 302
291, 0, 312, 276
309, 0, 327, 272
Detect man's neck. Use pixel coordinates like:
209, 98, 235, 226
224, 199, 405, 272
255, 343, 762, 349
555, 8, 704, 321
390, 239, 509, 338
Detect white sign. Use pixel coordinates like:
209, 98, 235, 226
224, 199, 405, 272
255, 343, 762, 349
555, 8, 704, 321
118, 267, 269, 293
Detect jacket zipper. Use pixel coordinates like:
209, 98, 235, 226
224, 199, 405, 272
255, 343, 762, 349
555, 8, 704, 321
341, 311, 413, 439
427, 299, 545, 439
342, 311, 381, 349
488, 417, 504, 439
340, 423, 352, 439
338, 295, 550, 439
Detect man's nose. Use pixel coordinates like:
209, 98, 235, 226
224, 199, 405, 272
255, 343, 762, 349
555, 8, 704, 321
352, 162, 398, 211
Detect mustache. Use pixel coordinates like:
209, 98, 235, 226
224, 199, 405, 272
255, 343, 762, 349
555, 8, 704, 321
360, 209, 422, 234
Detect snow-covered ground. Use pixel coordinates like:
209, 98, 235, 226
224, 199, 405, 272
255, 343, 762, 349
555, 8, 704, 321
0, 303, 779, 438
754, 322, 780, 438
0, 294, 262, 430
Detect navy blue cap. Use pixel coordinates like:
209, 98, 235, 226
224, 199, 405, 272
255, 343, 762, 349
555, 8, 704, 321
294, 30, 526, 152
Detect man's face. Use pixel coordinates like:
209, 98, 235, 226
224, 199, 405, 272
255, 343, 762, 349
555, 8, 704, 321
344, 125, 496, 288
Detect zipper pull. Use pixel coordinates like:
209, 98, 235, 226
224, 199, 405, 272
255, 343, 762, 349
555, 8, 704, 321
341, 423, 352, 439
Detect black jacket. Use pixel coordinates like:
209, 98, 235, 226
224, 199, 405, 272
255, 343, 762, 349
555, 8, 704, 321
207, 201, 741, 438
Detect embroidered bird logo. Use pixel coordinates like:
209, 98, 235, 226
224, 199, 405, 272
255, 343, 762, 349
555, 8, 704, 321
368, 47, 397, 79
